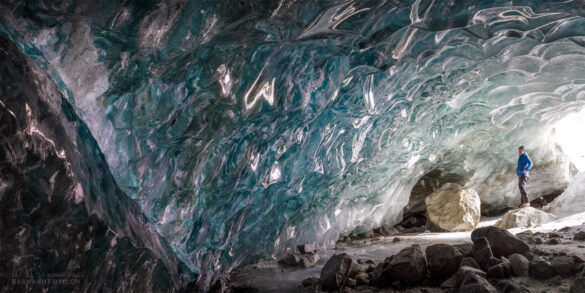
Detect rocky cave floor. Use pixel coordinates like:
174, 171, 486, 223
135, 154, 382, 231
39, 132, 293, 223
226, 211, 585, 293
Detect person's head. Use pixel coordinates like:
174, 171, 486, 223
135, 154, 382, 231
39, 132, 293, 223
518, 145, 525, 155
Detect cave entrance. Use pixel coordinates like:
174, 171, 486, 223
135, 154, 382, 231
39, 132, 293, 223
396, 169, 467, 232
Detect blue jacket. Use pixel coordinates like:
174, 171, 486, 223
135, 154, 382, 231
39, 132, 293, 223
517, 153, 533, 177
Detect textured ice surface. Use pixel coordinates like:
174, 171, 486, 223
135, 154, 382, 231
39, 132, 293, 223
3, 0, 585, 289
0, 36, 193, 291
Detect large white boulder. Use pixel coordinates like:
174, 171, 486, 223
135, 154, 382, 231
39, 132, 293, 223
546, 172, 585, 216
495, 207, 557, 229
425, 183, 481, 232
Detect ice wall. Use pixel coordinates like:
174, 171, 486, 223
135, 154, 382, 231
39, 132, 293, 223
3, 0, 585, 289
0, 35, 194, 291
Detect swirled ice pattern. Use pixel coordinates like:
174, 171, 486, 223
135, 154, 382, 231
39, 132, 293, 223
3, 0, 585, 289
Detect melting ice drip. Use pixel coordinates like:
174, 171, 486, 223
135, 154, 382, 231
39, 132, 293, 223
3, 0, 585, 289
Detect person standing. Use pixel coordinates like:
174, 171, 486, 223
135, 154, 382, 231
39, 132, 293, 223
517, 146, 533, 208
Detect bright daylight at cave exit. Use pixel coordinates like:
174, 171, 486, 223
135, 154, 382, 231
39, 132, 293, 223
3, 0, 585, 292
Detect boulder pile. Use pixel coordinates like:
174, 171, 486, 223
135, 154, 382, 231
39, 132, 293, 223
302, 226, 585, 292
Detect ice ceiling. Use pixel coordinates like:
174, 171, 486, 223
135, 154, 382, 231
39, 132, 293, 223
2, 0, 585, 289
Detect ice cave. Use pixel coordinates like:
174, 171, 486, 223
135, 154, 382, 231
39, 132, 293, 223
2, 0, 585, 292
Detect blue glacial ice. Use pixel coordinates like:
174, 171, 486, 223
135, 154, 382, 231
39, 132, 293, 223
2, 0, 585, 290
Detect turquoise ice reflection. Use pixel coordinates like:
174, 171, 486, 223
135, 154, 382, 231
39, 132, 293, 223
3, 0, 585, 288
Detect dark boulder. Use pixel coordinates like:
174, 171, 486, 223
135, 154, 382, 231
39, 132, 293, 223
278, 253, 320, 268
426, 243, 464, 280
570, 277, 585, 293
487, 257, 512, 279
551, 256, 577, 276
573, 231, 585, 241
529, 258, 556, 280
440, 275, 458, 291
471, 227, 531, 259
368, 257, 393, 287
278, 253, 301, 266
387, 244, 428, 284
456, 266, 487, 287
472, 237, 501, 270
374, 225, 400, 236
496, 279, 531, 293
301, 277, 319, 287
354, 272, 369, 285
460, 257, 481, 270
509, 254, 529, 276
320, 253, 353, 291
358, 231, 375, 239
349, 262, 361, 278
453, 243, 474, 257
458, 273, 497, 293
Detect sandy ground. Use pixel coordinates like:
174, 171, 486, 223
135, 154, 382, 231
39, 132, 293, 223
228, 211, 585, 292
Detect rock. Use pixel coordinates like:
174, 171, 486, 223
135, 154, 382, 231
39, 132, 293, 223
340, 288, 356, 293
453, 243, 474, 256
278, 253, 301, 266
345, 278, 356, 288
471, 226, 532, 259
298, 242, 318, 254
349, 262, 361, 278
472, 237, 501, 270
399, 213, 427, 228
393, 237, 401, 243
574, 231, 585, 241
355, 272, 369, 285
514, 230, 533, 242
533, 237, 543, 244
509, 254, 529, 276
426, 243, 464, 280
529, 258, 556, 280
278, 253, 320, 268
387, 244, 428, 284
546, 275, 562, 286
458, 273, 497, 293
572, 254, 585, 264
320, 253, 353, 291
374, 226, 400, 236
460, 257, 481, 269
440, 275, 458, 290
487, 257, 513, 279
495, 207, 557, 229
497, 279, 531, 293
425, 183, 481, 232
358, 230, 375, 239
368, 258, 392, 287
545, 238, 559, 245
301, 277, 319, 287
300, 253, 320, 268
551, 256, 577, 276
570, 277, 585, 293
456, 266, 487, 287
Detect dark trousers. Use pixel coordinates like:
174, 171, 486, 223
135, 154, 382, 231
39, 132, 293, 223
518, 176, 529, 204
